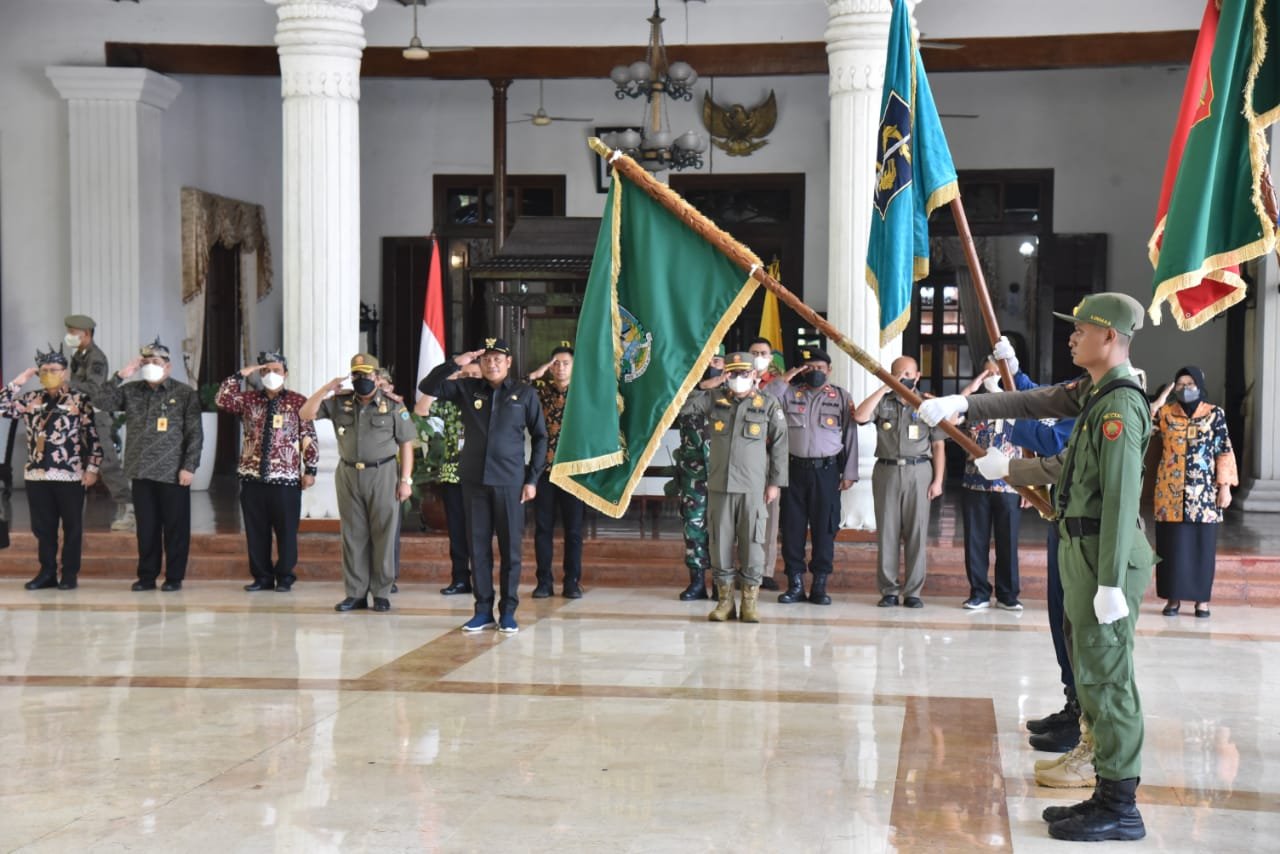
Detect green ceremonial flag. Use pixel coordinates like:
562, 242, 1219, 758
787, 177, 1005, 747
1149, 0, 1280, 329
550, 171, 758, 517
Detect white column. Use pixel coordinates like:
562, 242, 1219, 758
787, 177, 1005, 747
825, 0, 915, 529
270, 0, 377, 518
46, 67, 181, 371
1236, 218, 1280, 511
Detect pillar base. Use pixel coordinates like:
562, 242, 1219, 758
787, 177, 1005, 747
1234, 478, 1280, 513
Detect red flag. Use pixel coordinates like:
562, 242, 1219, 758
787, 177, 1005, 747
415, 236, 446, 401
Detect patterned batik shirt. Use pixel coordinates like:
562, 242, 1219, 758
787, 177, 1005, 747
962, 416, 1022, 494
533, 378, 568, 468
215, 375, 319, 485
1152, 401, 1238, 523
96, 376, 202, 482
0, 386, 103, 482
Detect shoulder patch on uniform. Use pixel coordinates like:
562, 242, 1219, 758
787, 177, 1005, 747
1101, 418, 1124, 441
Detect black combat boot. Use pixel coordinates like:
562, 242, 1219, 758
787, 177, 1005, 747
777, 573, 805, 603
1042, 777, 1104, 823
807, 573, 832, 605
1048, 777, 1145, 842
679, 570, 709, 601
1029, 690, 1081, 752
1028, 685, 1078, 734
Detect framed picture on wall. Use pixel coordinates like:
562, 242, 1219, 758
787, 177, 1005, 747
593, 126, 636, 194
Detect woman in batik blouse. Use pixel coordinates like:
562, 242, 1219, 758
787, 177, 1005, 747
1150, 365, 1237, 619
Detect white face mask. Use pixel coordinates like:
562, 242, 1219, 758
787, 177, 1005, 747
752, 355, 771, 373
64, 333, 82, 350
727, 376, 754, 395
261, 372, 285, 391
140, 363, 165, 383
982, 376, 1002, 394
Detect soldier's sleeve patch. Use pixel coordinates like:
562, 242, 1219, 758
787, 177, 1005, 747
1101, 418, 1124, 441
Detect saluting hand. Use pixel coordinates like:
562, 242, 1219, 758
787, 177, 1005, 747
455, 349, 486, 367
118, 356, 142, 379
328, 376, 347, 393
240, 365, 267, 378
12, 367, 38, 386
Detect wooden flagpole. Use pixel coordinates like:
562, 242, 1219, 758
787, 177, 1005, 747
589, 138, 1055, 518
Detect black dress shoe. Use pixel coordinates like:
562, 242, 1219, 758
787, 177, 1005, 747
903, 597, 924, 609
57, 579, 78, 590
244, 581, 274, 592
532, 584, 553, 599
131, 580, 157, 592
24, 575, 57, 590
562, 584, 583, 599
372, 597, 391, 612
440, 581, 472, 596
1162, 600, 1180, 616
275, 583, 293, 593
759, 576, 780, 591
1195, 607, 1210, 619
161, 580, 183, 592
877, 594, 899, 608
334, 597, 368, 612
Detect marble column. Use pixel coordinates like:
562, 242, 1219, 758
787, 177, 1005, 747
46, 67, 182, 371
270, 0, 377, 518
1236, 203, 1280, 510
825, 0, 916, 529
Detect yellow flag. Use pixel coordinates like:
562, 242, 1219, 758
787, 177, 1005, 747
758, 259, 783, 352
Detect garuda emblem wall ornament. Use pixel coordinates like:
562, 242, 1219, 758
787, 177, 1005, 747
701, 90, 778, 157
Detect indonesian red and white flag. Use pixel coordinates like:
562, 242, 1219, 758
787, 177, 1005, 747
415, 236, 446, 401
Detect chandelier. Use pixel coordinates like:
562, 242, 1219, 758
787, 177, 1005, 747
603, 0, 707, 172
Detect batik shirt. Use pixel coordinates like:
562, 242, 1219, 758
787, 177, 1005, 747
0, 386, 103, 482
962, 416, 1022, 494
1152, 401, 1238, 524
532, 378, 568, 468
215, 376, 319, 486
96, 376, 202, 482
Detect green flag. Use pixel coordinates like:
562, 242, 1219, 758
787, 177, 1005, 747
1149, 0, 1280, 329
551, 171, 758, 517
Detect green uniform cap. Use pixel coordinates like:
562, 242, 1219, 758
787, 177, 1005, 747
724, 352, 753, 372
1053, 293, 1145, 337
350, 353, 379, 372
64, 314, 96, 331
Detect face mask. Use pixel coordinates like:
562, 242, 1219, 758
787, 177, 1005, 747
752, 355, 771, 373
63, 333, 82, 350
900, 377, 917, 392
261, 372, 285, 391
352, 376, 376, 396
982, 376, 1002, 394
704, 367, 723, 380
140, 363, 165, 383
727, 376, 753, 395
806, 370, 827, 388
1176, 386, 1199, 404
40, 372, 63, 390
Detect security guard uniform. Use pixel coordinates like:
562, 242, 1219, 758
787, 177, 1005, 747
962, 293, 1153, 842
869, 394, 945, 602
680, 352, 788, 622
317, 355, 415, 603
65, 315, 132, 511
419, 340, 548, 623
765, 347, 858, 605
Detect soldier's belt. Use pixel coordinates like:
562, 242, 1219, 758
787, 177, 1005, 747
875, 456, 930, 467
789, 455, 837, 469
341, 455, 397, 471
1060, 517, 1101, 538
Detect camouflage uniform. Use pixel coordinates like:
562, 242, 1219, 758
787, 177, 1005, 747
667, 411, 711, 598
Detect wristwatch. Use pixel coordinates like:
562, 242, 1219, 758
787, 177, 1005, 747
400, 476, 413, 485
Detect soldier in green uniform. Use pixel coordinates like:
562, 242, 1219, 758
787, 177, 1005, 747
920, 293, 1154, 843
301, 354, 415, 613
671, 346, 724, 600
679, 352, 788, 623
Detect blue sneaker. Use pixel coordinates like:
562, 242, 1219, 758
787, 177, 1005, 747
498, 613, 519, 634
461, 613, 496, 632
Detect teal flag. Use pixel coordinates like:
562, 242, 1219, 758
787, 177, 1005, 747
866, 0, 959, 346
551, 170, 758, 517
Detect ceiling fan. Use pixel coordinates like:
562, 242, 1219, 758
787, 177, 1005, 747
398, 0, 473, 61
509, 81, 593, 127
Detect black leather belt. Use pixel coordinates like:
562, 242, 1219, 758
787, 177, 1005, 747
876, 456, 930, 467
342, 455, 397, 471
789, 455, 837, 469
1061, 517, 1101, 538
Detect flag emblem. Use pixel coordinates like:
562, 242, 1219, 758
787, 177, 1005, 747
619, 305, 653, 383
873, 91, 913, 218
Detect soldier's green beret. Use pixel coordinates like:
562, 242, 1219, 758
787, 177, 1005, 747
1053, 293, 1145, 337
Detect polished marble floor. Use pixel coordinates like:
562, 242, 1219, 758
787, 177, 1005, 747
1, 581, 1276, 853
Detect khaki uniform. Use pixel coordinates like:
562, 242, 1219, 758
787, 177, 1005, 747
869, 396, 944, 598
68, 341, 131, 504
680, 390, 788, 587
317, 390, 415, 599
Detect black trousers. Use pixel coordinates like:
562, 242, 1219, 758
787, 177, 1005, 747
961, 488, 1021, 603
133, 478, 191, 583
441, 482, 470, 585
27, 481, 85, 582
533, 472, 584, 587
1046, 526, 1074, 690
462, 483, 525, 617
780, 460, 840, 578
239, 480, 302, 586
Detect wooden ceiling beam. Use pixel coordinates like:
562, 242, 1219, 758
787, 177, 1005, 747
105, 31, 1197, 80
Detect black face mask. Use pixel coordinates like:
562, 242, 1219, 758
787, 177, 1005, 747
1176, 387, 1200, 404
900, 377, 917, 391
806, 370, 828, 388
352, 376, 376, 396
704, 367, 723, 380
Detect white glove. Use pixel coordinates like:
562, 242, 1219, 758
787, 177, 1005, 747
1093, 586, 1129, 625
992, 336, 1020, 375
974, 449, 1011, 481
918, 395, 968, 426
